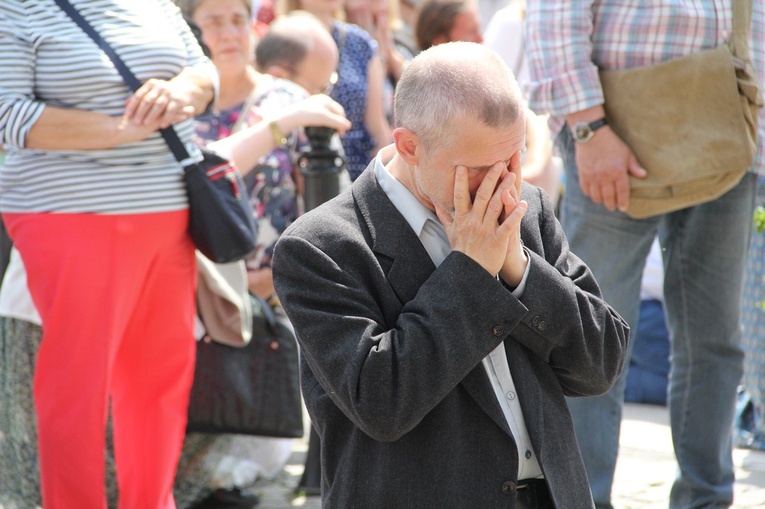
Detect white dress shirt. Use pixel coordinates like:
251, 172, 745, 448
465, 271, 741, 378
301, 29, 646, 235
374, 156, 543, 480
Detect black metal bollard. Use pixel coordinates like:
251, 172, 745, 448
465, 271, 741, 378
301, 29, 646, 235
298, 126, 345, 213
295, 126, 345, 496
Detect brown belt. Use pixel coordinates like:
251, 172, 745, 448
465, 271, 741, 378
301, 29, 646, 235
515, 479, 553, 509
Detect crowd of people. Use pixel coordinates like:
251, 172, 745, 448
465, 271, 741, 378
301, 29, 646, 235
0, 0, 764, 508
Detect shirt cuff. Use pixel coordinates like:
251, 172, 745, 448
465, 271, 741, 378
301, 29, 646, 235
502, 247, 531, 298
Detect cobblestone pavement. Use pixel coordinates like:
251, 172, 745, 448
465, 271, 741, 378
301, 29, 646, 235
250, 403, 765, 508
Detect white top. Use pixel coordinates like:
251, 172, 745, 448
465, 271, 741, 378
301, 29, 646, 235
483, 1, 530, 91
373, 155, 543, 480
640, 237, 664, 302
0, 0, 219, 213
0, 248, 41, 325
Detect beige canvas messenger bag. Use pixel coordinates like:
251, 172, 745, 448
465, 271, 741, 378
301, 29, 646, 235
599, 0, 762, 219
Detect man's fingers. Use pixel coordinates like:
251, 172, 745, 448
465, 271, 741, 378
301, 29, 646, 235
131, 89, 163, 125
615, 175, 631, 212
471, 162, 505, 213
452, 166, 472, 216
499, 199, 528, 233
628, 158, 647, 179
600, 182, 617, 212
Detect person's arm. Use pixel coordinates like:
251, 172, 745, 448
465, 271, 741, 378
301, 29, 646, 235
565, 105, 645, 212
123, 67, 216, 129
507, 184, 630, 396
525, 2, 645, 212
25, 107, 160, 150
525, 0, 601, 121
123, 2, 219, 128
364, 54, 393, 154
26, 64, 217, 150
208, 94, 351, 175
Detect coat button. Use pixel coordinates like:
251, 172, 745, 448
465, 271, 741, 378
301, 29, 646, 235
531, 316, 540, 326
502, 481, 517, 494
492, 325, 503, 336
538, 321, 547, 331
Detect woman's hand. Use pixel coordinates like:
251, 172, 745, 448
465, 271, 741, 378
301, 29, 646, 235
124, 78, 195, 128
124, 68, 215, 129
209, 95, 351, 175
279, 94, 352, 136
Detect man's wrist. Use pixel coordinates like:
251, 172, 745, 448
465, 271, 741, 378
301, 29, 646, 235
500, 251, 529, 289
565, 105, 606, 127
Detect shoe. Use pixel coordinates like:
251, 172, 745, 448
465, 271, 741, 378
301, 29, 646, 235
191, 488, 260, 509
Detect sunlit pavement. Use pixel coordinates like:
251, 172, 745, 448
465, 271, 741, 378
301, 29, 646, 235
250, 403, 765, 508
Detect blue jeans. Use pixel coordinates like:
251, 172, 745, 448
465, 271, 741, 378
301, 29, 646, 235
558, 129, 756, 509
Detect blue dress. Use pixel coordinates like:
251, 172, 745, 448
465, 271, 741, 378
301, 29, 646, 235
331, 21, 378, 181
735, 176, 765, 450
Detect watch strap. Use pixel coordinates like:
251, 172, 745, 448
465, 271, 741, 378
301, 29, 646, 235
588, 117, 608, 132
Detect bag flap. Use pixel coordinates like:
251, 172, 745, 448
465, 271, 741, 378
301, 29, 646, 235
196, 252, 253, 347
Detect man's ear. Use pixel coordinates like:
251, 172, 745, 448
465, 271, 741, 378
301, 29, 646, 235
431, 34, 448, 46
392, 127, 420, 166
265, 64, 290, 79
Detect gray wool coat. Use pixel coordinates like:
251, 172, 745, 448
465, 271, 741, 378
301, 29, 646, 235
272, 166, 630, 508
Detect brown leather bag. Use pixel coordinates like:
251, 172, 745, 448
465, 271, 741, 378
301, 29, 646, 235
599, 0, 762, 219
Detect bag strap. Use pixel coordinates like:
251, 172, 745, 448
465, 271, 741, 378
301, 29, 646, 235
52, 0, 198, 168
231, 84, 262, 134
730, 0, 753, 60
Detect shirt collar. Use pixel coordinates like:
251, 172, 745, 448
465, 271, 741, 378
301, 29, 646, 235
373, 154, 441, 237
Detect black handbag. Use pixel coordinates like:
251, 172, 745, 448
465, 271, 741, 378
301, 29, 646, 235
179, 148, 257, 263
54, 0, 257, 263
187, 295, 304, 438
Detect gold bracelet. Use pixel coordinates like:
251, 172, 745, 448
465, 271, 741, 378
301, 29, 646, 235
268, 120, 288, 147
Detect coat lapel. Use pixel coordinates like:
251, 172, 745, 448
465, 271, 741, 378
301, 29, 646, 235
352, 168, 435, 305
351, 167, 513, 438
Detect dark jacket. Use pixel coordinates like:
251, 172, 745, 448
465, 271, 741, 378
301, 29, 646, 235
273, 166, 629, 508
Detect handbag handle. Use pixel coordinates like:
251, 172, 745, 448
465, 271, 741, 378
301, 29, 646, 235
52, 0, 201, 168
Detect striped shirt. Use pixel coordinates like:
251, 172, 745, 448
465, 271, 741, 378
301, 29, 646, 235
526, 0, 765, 175
0, 0, 219, 213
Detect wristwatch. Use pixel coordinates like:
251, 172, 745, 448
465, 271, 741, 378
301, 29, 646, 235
571, 117, 609, 143
268, 120, 289, 147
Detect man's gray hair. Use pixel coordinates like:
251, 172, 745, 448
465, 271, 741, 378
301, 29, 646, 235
394, 42, 524, 151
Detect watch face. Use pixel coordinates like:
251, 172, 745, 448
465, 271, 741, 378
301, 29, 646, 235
573, 123, 593, 143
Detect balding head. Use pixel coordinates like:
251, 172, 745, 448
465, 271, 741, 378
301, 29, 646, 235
255, 12, 338, 94
394, 42, 524, 151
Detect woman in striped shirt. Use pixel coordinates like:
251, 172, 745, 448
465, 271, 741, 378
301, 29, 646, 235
0, 1, 218, 508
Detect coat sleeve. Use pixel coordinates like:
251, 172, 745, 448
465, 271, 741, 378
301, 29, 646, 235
512, 186, 630, 397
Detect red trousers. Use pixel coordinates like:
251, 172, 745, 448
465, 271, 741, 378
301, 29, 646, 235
3, 211, 197, 509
